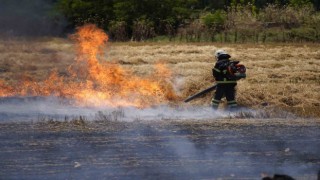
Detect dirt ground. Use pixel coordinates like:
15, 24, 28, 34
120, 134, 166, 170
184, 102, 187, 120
0, 119, 319, 180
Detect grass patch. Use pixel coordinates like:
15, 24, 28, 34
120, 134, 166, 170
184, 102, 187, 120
0, 38, 319, 118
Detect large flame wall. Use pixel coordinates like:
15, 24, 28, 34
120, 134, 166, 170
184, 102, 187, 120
0, 24, 177, 108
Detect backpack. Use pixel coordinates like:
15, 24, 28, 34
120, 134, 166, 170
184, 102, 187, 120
227, 61, 246, 80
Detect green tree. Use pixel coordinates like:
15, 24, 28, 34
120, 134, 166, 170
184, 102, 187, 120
289, 0, 312, 7
56, 0, 114, 27
201, 10, 226, 41
54, 0, 320, 41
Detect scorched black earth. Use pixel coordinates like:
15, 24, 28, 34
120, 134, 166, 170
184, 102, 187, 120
0, 119, 319, 179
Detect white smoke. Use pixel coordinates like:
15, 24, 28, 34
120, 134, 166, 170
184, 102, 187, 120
0, 96, 255, 122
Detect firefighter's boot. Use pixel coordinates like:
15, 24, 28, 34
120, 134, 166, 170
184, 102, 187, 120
227, 100, 238, 111
211, 99, 220, 110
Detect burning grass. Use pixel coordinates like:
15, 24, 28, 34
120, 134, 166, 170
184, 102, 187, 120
0, 24, 177, 108
0, 24, 319, 117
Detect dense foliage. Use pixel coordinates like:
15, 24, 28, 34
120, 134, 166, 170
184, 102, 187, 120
55, 0, 320, 42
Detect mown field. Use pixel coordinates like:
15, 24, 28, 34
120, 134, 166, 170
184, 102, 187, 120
0, 38, 320, 179
0, 38, 319, 117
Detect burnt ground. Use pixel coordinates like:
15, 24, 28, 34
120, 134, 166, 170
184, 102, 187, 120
0, 119, 319, 180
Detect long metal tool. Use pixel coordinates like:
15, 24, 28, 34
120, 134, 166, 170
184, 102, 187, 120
184, 84, 217, 103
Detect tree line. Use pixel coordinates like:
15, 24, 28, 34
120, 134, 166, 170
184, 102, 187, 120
56, 0, 320, 42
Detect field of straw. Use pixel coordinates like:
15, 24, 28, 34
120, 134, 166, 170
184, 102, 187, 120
0, 38, 319, 117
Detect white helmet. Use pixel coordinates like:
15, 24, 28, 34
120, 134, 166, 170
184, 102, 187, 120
214, 49, 228, 59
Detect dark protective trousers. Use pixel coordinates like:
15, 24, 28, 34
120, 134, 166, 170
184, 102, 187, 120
211, 83, 237, 109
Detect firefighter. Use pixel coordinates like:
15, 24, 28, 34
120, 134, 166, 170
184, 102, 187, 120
211, 49, 245, 110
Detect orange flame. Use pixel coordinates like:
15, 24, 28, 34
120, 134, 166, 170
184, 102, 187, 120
0, 24, 177, 108
0, 80, 14, 97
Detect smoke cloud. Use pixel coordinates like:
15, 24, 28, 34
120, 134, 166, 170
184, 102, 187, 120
0, 96, 295, 122
0, 96, 234, 122
0, 0, 67, 37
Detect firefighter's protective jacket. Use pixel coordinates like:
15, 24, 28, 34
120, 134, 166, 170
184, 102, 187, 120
212, 59, 237, 84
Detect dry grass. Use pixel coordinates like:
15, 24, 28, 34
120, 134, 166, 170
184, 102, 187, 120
0, 38, 74, 82
107, 42, 320, 117
0, 38, 319, 117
